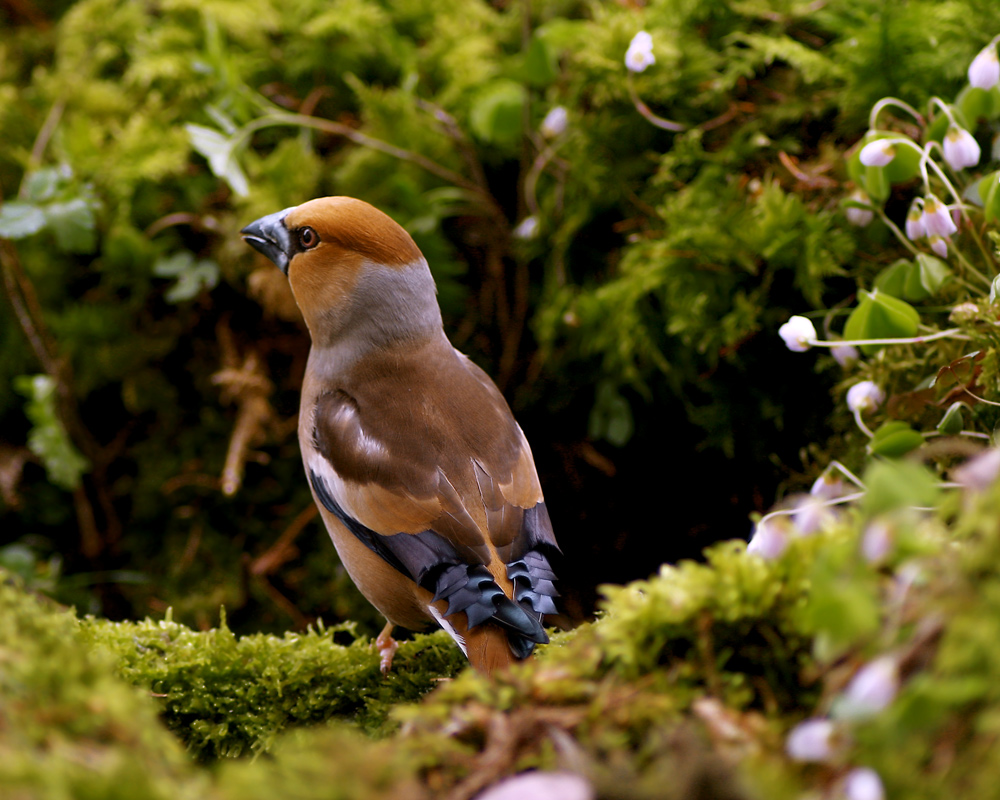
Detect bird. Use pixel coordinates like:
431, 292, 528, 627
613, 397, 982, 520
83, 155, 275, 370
241, 196, 559, 675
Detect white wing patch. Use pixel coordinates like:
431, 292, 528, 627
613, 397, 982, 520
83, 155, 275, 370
429, 604, 468, 655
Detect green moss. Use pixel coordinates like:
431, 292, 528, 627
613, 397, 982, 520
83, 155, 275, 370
78, 613, 467, 759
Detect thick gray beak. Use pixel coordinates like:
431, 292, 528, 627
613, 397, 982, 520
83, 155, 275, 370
241, 207, 295, 274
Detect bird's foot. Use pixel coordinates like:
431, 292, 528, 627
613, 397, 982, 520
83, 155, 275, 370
375, 621, 399, 675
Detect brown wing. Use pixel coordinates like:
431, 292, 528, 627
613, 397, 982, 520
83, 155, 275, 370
305, 335, 558, 656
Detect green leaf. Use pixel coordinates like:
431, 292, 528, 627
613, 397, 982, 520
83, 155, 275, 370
0, 203, 47, 239
862, 459, 939, 515
153, 252, 220, 302
588, 382, 634, 447
956, 85, 997, 125
469, 81, 525, 147
515, 35, 559, 88
21, 167, 66, 204
867, 420, 925, 459
913, 253, 951, 297
978, 171, 1000, 223
186, 123, 249, 197
13, 374, 90, 491
45, 198, 97, 253
873, 259, 912, 298
937, 402, 967, 435
843, 290, 920, 354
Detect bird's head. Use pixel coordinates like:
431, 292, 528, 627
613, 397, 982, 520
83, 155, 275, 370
241, 197, 439, 346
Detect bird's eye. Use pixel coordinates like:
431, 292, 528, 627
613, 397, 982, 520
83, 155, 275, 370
298, 226, 319, 249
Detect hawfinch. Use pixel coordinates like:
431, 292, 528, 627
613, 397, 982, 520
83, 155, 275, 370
241, 197, 559, 675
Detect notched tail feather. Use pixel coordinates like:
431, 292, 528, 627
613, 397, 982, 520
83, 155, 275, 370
432, 563, 548, 659
309, 469, 557, 661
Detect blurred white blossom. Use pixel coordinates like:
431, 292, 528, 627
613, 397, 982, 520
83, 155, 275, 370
513, 216, 540, 240
861, 521, 894, 564
786, 718, 837, 762
832, 343, 860, 368
845, 190, 873, 227
847, 381, 885, 414
747, 517, 789, 560
478, 772, 594, 800
836, 656, 899, 719
541, 106, 569, 138
953, 448, 1000, 491
625, 31, 655, 73
843, 768, 885, 800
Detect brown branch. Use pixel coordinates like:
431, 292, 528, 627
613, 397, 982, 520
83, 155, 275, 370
212, 320, 277, 496
251, 503, 318, 576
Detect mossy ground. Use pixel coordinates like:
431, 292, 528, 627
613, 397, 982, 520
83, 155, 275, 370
7, 476, 1000, 799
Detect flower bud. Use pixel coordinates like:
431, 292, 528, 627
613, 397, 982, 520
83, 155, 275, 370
779, 315, 816, 352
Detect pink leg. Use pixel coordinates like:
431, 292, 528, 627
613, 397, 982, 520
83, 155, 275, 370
375, 621, 399, 675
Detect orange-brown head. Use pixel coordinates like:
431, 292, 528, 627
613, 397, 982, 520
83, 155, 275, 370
242, 197, 440, 348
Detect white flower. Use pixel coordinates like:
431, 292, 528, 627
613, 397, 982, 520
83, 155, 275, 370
905, 198, 926, 240
836, 656, 899, 719
513, 216, 540, 240
832, 343, 859, 368
811, 472, 848, 501
969, 42, 1000, 89
847, 381, 885, 414
747, 518, 789, 560
541, 106, 569, 139
943, 125, 981, 170
845, 190, 873, 227
786, 718, 837, 762
625, 31, 655, 73
922, 194, 958, 237
792, 496, 835, 535
929, 234, 950, 258
861, 521, 893, 564
779, 315, 816, 352
843, 768, 885, 800
858, 138, 896, 167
